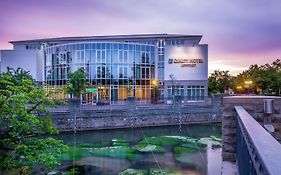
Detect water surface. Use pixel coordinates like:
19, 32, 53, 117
56, 123, 222, 175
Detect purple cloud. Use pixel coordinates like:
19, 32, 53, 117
0, 0, 281, 74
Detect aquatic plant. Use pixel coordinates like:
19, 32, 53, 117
90, 146, 135, 159
135, 144, 165, 153
119, 168, 147, 175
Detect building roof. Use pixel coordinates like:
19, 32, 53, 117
9, 33, 202, 44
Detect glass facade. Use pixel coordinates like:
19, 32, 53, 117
45, 42, 155, 103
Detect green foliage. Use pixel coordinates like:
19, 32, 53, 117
233, 59, 281, 95
208, 70, 233, 94
67, 68, 86, 98
0, 67, 68, 173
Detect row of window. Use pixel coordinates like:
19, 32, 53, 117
45, 43, 155, 54
165, 39, 185, 45
46, 65, 154, 81
167, 85, 205, 100
46, 50, 155, 66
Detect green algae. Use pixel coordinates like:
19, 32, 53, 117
149, 168, 177, 175
210, 135, 222, 142
112, 139, 129, 146
173, 146, 198, 154
135, 144, 165, 153
198, 137, 221, 149
60, 147, 92, 161
138, 136, 178, 145
119, 168, 147, 175
90, 146, 135, 159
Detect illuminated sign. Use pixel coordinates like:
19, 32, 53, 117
168, 58, 203, 67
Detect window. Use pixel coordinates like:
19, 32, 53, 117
167, 86, 184, 98
118, 66, 128, 78
97, 66, 106, 78
76, 50, 84, 63
187, 86, 205, 101
118, 50, 123, 62
97, 50, 101, 62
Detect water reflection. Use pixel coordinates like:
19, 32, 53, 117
55, 124, 221, 175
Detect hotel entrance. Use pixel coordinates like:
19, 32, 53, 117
97, 86, 110, 104
83, 87, 110, 105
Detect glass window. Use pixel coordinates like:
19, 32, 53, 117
97, 43, 101, 49
112, 50, 118, 63
101, 50, 106, 63
97, 50, 101, 62
113, 43, 118, 50
85, 50, 90, 63
124, 44, 128, 50
118, 50, 123, 62
136, 45, 140, 51
106, 43, 110, 49
91, 43, 96, 50
141, 52, 146, 63
124, 51, 128, 63
135, 52, 140, 63
91, 50, 96, 63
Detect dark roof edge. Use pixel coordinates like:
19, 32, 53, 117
9, 33, 203, 44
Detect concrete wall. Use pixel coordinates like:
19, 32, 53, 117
222, 96, 281, 162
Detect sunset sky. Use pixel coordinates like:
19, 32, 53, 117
0, 0, 281, 75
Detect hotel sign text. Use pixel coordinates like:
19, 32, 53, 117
168, 58, 203, 67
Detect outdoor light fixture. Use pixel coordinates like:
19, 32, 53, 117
244, 80, 253, 85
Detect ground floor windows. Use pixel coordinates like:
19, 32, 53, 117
167, 86, 184, 98
166, 85, 205, 101
187, 86, 205, 101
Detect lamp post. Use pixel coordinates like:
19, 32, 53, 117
244, 80, 253, 94
236, 85, 242, 94
152, 80, 158, 103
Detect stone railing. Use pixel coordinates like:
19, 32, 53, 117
222, 96, 281, 174
236, 106, 281, 175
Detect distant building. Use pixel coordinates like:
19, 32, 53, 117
0, 34, 208, 103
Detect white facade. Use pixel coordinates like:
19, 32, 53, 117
164, 44, 208, 81
0, 49, 44, 81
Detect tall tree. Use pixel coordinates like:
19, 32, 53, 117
208, 70, 233, 94
0, 68, 67, 174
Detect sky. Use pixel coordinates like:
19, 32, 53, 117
0, 0, 281, 75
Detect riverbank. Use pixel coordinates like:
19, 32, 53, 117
50, 103, 221, 131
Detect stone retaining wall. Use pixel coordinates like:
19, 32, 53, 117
222, 96, 281, 162
51, 111, 221, 131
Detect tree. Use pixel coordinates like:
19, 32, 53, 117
0, 67, 67, 174
208, 70, 233, 94
232, 59, 281, 95
67, 68, 87, 98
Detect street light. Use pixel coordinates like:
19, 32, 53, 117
244, 80, 253, 94
152, 80, 158, 103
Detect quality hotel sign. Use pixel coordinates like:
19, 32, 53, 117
168, 58, 204, 67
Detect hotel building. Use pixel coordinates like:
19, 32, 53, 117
0, 34, 208, 103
